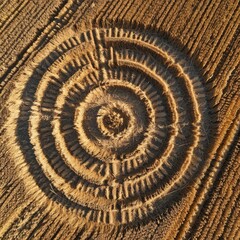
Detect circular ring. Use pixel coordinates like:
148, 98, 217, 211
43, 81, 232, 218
3, 27, 209, 225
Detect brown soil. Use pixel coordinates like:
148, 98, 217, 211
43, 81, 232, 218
0, 0, 239, 239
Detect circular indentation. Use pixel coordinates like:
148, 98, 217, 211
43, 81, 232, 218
3, 27, 210, 225
99, 106, 129, 135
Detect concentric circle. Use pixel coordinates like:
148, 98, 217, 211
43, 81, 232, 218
4, 27, 209, 225
96, 103, 130, 136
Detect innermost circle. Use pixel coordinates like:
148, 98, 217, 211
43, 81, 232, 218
103, 108, 128, 133
98, 107, 129, 136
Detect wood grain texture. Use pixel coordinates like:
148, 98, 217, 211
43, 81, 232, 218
0, 0, 239, 239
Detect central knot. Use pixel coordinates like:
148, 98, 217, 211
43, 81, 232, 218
97, 106, 129, 137
103, 108, 127, 133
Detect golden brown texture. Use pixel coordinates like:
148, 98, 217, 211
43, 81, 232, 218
0, 0, 239, 239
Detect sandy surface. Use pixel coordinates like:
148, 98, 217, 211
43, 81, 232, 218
0, 0, 239, 239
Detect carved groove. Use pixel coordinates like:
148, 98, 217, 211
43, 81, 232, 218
2, 27, 210, 225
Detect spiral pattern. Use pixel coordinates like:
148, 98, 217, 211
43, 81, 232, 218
7, 27, 209, 224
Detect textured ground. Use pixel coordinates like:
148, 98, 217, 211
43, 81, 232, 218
0, 0, 239, 239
